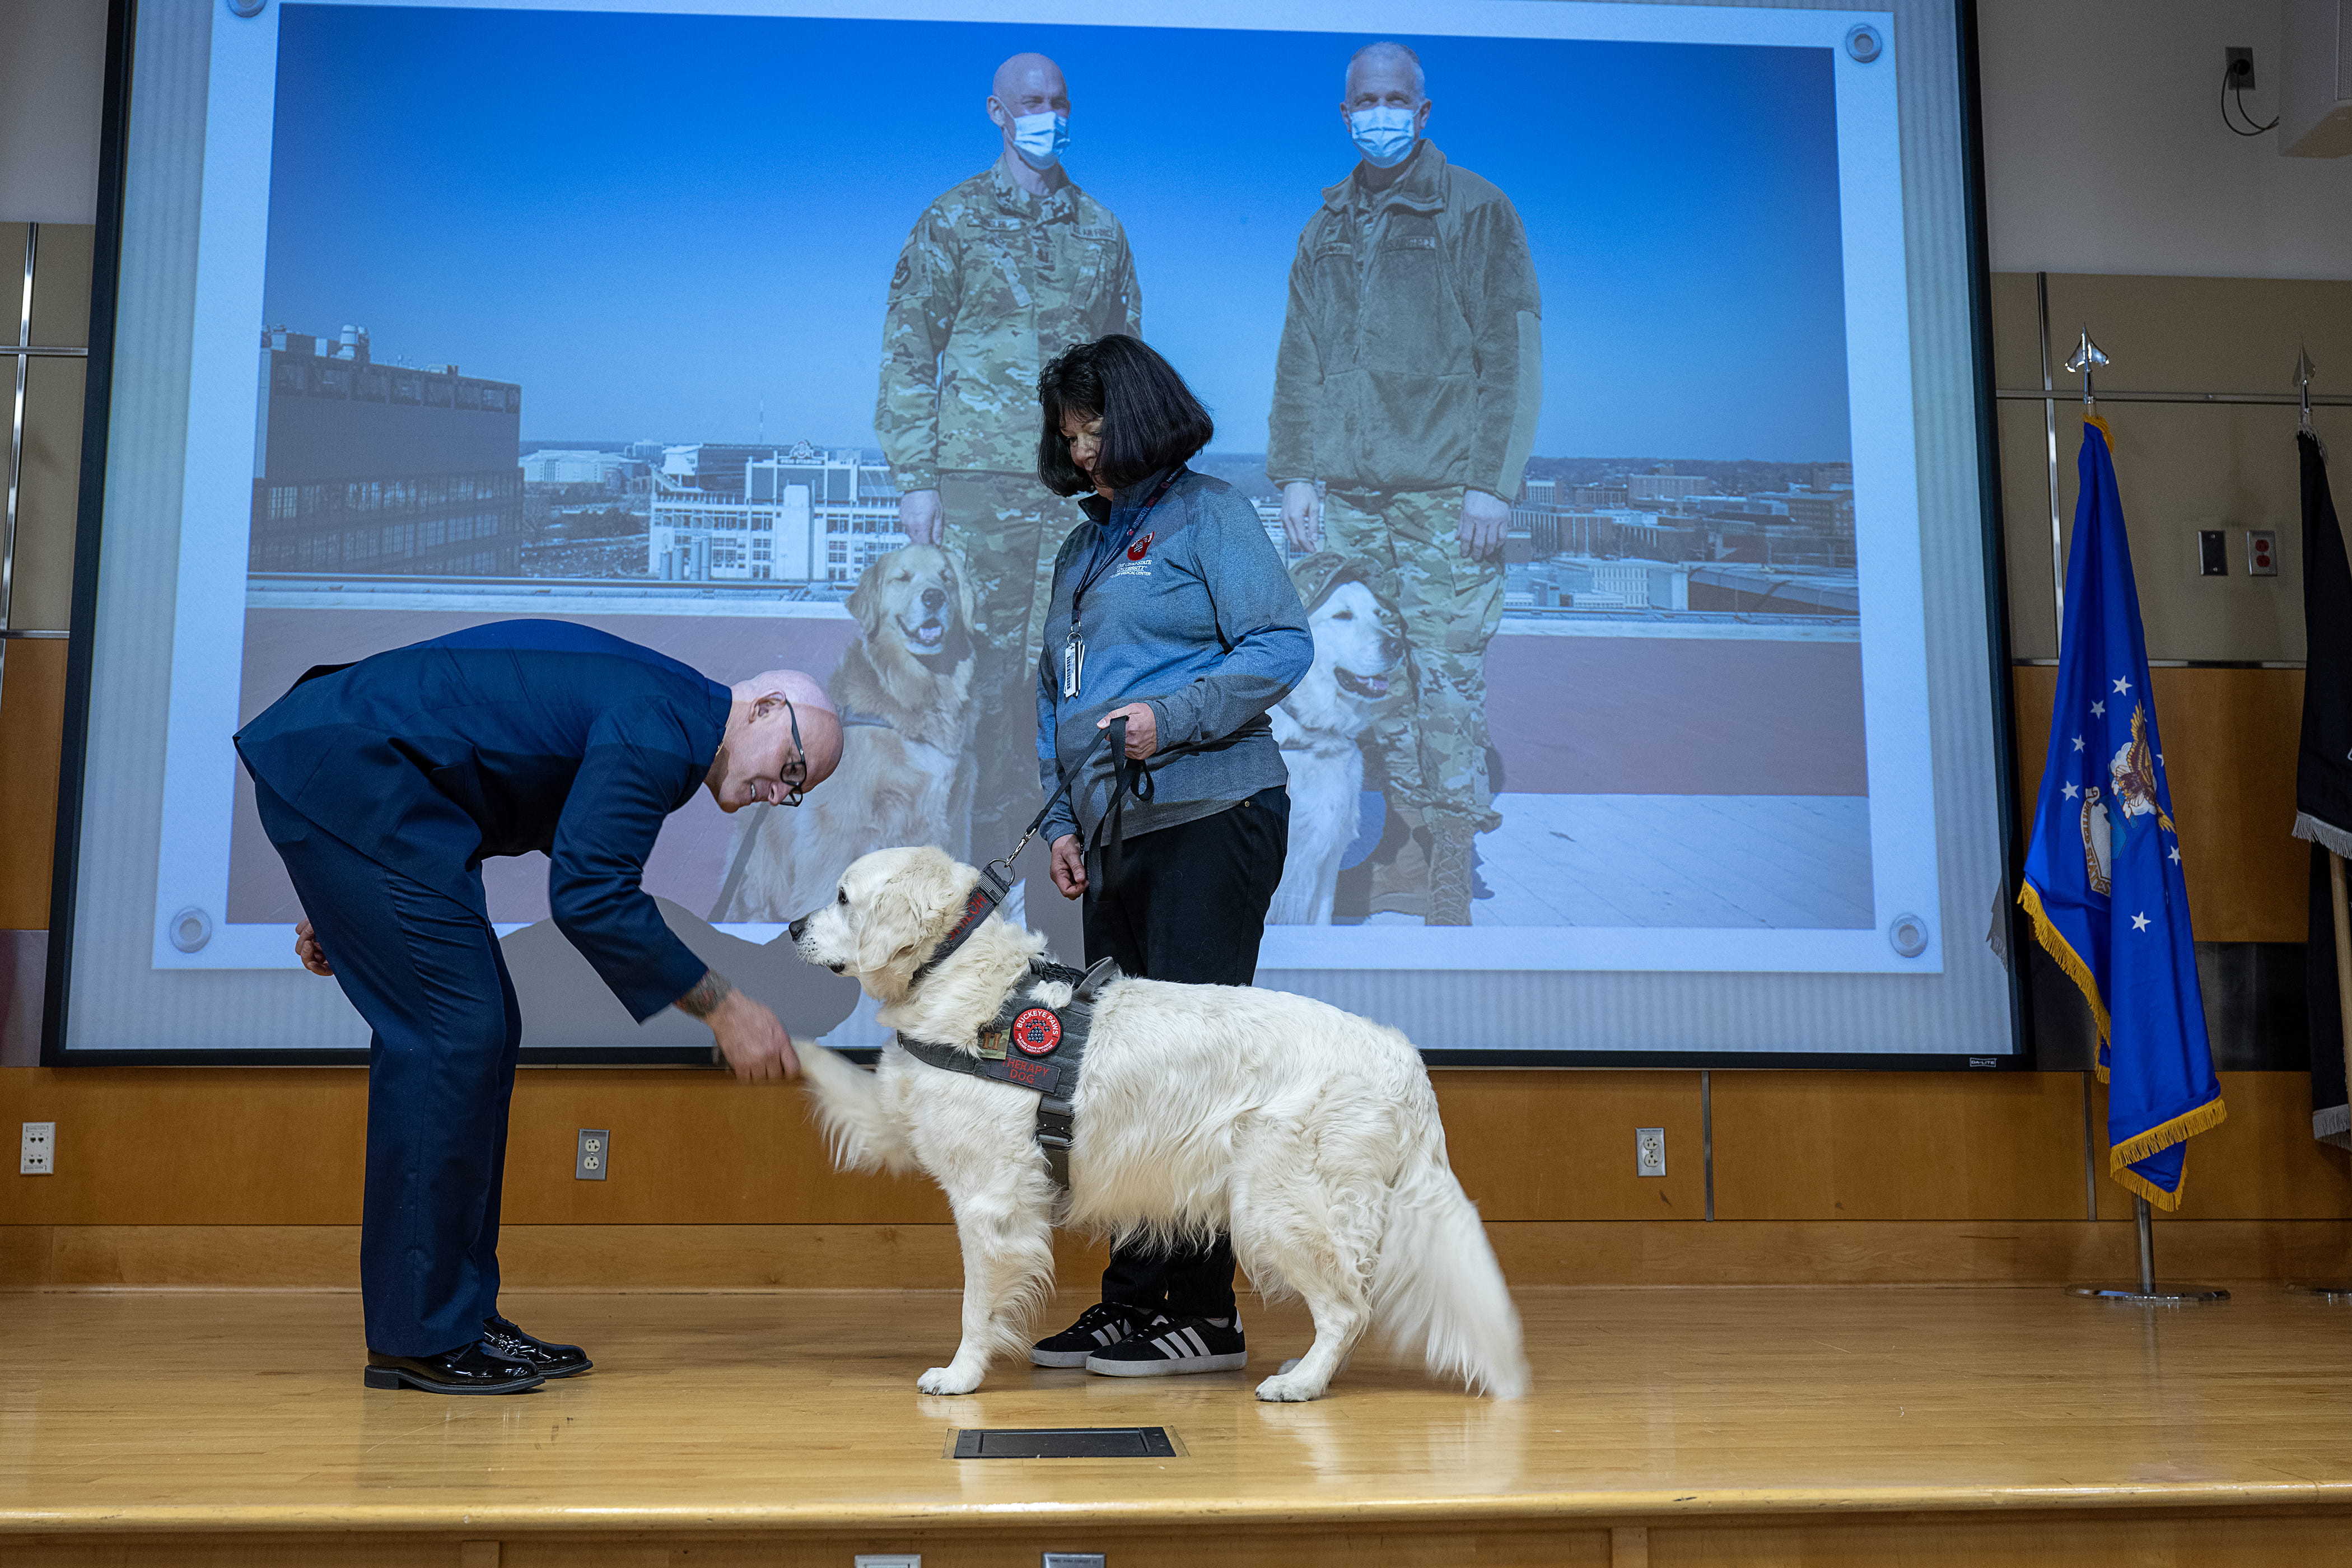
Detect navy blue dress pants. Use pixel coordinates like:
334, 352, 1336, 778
253, 778, 520, 1357
1084, 785, 1290, 1321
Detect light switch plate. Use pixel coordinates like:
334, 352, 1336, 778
576, 1128, 609, 1180
2197, 530, 2228, 576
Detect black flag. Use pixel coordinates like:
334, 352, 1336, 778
2297, 431, 2352, 1145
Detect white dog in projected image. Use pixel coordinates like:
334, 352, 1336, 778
713, 545, 977, 922
789, 846, 1528, 1404
1269, 554, 1407, 925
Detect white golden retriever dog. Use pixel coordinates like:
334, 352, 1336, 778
1269, 566, 1406, 925
713, 545, 976, 921
791, 846, 1528, 1403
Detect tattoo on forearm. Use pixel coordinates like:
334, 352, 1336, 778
676, 970, 735, 1019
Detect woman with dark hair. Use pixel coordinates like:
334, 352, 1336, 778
1025, 335, 1313, 1379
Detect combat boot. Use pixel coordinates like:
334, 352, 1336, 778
1426, 813, 1476, 926
1366, 805, 1430, 918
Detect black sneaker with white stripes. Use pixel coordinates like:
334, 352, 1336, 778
1030, 1301, 1156, 1368
1084, 1313, 1247, 1377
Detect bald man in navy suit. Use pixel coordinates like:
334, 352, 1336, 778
237, 620, 844, 1394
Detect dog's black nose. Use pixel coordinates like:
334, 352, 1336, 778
788, 914, 810, 942
921, 587, 945, 612
1381, 634, 1407, 662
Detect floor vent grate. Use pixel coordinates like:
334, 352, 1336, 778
949, 1426, 1179, 1459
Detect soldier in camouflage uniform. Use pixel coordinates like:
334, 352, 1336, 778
1268, 42, 1541, 926
876, 52, 1142, 867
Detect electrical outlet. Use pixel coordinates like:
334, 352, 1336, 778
853, 1557, 921, 1568
21, 1122, 55, 1176
2225, 46, 2257, 90
2197, 530, 2228, 576
2247, 529, 2279, 576
1636, 1126, 1667, 1178
576, 1128, 610, 1181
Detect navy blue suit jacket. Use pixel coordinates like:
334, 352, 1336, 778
236, 620, 734, 1021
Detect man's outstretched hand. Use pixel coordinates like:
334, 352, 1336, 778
679, 970, 801, 1081
708, 990, 800, 1081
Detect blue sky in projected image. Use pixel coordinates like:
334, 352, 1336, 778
262, 6, 1852, 461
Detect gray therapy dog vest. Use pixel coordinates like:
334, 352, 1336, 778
895, 956, 1119, 1188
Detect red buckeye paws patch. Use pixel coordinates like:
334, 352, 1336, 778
1127, 531, 1154, 562
1011, 1007, 1063, 1056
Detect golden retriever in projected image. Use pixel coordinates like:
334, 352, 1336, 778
713, 545, 977, 922
791, 846, 1529, 1404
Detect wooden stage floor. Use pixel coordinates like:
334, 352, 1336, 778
8, 1285, 2352, 1566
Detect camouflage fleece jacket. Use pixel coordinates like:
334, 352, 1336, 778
876, 162, 1142, 492
1267, 139, 1543, 500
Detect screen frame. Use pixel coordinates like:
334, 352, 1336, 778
42, 0, 2036, 1071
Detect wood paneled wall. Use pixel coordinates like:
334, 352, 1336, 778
3, 1065, 2347, 1287
0, 638, 68, 930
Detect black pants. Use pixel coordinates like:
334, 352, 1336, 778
251, 777, 520, 1358
1084, 785, 1289, 1321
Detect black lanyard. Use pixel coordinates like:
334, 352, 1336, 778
1070, 469, 1180, 626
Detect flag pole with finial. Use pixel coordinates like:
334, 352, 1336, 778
2046, 332, 2229, 1305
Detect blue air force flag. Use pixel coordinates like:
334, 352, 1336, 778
2019, 418, 2224, 1208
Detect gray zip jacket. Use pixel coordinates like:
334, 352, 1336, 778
1034, 466, 1311, 848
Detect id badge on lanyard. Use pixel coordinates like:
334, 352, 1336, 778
1065, 470, 1177, 703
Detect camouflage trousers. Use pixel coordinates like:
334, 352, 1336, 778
939, 470, 1077, 853
1324, 487, 1506, 839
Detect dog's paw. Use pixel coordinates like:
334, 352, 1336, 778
918, 1365, 984, 1396
1253, 1371, 1327, 1403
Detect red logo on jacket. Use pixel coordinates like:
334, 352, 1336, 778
1012, 1007, 1063, 1056
1126, 531, 1154, 562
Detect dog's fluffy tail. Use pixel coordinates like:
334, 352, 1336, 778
1373, 1130, 1530, 1400
799, 1043, 915, 1175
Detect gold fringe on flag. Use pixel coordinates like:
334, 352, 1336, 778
2107, 1094, 2230, 1211
2017, 880, 2111, 1044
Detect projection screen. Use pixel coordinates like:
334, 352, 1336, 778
46, 0, 2024, 1065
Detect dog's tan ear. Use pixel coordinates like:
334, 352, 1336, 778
846, 552, 888, 635
857, 847, 969, 974
949, 554, 976, 634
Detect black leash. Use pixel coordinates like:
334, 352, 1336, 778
909, 713, 1151, 984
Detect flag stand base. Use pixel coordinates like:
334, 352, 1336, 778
2285, 1283, 2352, 1299
2068, 1282, 2230, 1303
2066, 1196, 2230, 1305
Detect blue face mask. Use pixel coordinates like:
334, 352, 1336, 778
1347, 105, 1416, 169
1011, 111, 1070, 171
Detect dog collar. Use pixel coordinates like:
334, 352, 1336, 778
907, 861, 1014, 986
895, 955, 1121, 1188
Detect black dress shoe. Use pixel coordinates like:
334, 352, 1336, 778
363, 1340, 547, 1394
483, 1314, 593, 1378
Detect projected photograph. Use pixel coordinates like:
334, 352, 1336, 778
150, 0, 1938, 1001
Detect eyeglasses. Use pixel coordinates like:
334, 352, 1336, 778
777, 696, 807, 808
